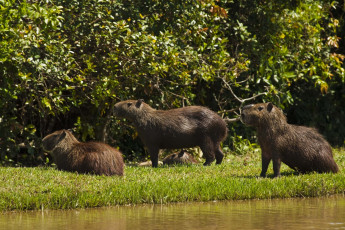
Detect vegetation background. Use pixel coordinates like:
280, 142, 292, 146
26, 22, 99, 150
0, 0, 344, 165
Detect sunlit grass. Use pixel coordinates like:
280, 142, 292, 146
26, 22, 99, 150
0, 149, 344, 211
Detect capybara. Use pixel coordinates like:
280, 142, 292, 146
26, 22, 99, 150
138, 160, 163, 167
241, 102, 339, 177
163, 150, 198, 165
113, 99, 227, 167
42, 129, 124, 176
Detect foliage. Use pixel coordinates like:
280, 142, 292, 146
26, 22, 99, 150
0, 0, 344, 165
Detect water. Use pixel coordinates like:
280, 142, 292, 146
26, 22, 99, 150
1, 195, 345, 230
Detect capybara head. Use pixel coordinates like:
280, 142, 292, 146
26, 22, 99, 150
42, 129, 78, 152
241, 102, 287, 128
113, 99, 148, 121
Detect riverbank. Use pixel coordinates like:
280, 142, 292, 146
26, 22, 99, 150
1, 149, 344, 211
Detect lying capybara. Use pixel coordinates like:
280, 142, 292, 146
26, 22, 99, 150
138, 160, 163, 167
113, 99, 227, 167
241, 102, 339, 177
163, 150, 198, 165
42, 129, 124, 176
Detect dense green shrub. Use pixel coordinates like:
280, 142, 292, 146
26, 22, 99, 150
0, 0, 344, 165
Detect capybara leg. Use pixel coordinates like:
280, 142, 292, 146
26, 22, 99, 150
200, 143, 215, 166
203, 158, 215, 166
149, 147, 159, 168
260, 155, 271, 177
215, 146, 224, 165
272, 156, 281, 178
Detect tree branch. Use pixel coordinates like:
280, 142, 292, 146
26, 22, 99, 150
220, 76, 267, 106
218, 108, 240, 114
224, 117, 241, 123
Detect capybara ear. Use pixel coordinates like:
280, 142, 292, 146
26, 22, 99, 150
59, 130, 67, 141
136, 99, 144, 108
178, 150, 185, 157
267, 102, 274, 112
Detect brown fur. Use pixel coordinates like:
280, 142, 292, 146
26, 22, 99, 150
42, 130, 124, 176
113, 99, 227, 167
163, 150, 198, 165
241, 102, 339, 177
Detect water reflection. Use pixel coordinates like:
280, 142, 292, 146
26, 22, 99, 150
1, 195, 345, 230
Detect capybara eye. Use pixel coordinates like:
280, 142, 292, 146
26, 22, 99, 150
258, 106, 264, 111
127, 102, 132, 107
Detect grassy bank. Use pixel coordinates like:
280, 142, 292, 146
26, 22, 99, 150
1, 149, 345, 211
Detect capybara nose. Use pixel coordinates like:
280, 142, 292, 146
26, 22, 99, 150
241, 104, 254, 112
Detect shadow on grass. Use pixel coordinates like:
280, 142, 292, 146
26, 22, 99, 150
231, 171, 300, 179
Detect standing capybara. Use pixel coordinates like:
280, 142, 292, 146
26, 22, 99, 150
42, 129, 124, 176
163, 150, 198, 165
241, 102, 339, 177
113, 99, 227, 167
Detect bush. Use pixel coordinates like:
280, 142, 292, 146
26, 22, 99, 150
0, 0, 344, 165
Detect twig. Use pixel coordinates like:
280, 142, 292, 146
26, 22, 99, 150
220, 76, 267, 105
224, 117, 241, 123
235, 75, 251, 84
218, 108, 240, 114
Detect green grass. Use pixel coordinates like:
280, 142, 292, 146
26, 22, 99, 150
1, 149, 345, 211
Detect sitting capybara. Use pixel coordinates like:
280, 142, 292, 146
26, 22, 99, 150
42, 129, 124, 176
241, 102, 339, 177
163, 150, 198, 165
113, 99, 227, 167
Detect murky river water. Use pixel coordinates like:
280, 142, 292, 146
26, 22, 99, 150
1, 195, 345, 230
